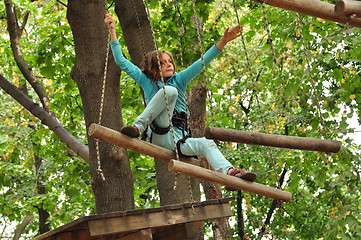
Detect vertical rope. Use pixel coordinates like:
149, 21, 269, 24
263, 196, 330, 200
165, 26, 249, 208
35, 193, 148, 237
167, 0, 190, 192
130, 0, 148, 62
260, 1, 277, 63
295, 13, 328, 137
164, 0, 195, 208
233, 0, 252, 77
139, 0, 188, 196
191, 0, 216, 128
95, 28, 111, 182
143, 1, 180, 162
232, 1, 284, 188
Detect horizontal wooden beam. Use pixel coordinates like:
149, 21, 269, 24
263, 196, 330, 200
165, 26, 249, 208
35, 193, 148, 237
32, 198, 234, 239
335, 0, 361, 18
250, 0, 361, 28
88, 123, 200, 166
168, 160, 292, 202
88, 200, 233, 237
205, 127, 340, 153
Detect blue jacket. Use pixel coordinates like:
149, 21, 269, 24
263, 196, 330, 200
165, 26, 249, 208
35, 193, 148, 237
110, 40, 222, 113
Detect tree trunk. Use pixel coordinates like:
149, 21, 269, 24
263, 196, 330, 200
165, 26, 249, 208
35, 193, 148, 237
114, 0, 201, 206
34, 154, 50, 234
67, 0, 134, 213
189, 85, 232, 240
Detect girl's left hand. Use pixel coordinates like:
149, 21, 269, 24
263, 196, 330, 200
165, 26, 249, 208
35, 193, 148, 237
223, 25, 242, 43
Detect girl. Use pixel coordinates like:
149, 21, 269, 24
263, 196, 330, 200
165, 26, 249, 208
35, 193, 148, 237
104, 13, 256, 188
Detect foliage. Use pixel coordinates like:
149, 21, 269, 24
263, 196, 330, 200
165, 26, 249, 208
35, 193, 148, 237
0, 0, 360, 239
1, 0, 93, 238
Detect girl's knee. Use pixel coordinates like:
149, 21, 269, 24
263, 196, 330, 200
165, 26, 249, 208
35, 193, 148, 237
163, 86, 178, 98
198, 138, 218, 150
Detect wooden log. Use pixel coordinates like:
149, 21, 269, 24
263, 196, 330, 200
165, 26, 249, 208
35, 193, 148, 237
335, 0, 361, 18
168, 160, 292, 202
204, 127, 340, 153
250, 0, 361, 28
88, 123, 200, 166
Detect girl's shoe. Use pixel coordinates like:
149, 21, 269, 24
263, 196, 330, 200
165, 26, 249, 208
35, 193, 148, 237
226, 168, 257, 191
120, 125, 139, 138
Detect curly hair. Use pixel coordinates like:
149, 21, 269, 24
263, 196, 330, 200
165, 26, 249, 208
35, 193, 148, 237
140, 49, 176, 81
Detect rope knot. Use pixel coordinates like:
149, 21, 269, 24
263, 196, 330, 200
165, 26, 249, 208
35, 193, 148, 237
97, 168, 106, 181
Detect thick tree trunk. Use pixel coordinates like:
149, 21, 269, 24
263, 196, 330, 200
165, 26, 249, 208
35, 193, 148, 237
114, 0, 201, 207
189, 85, 232, 240
67, 0, 134, 213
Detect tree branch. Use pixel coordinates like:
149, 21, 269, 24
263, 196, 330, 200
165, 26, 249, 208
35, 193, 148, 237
260, 167, 288, 235
0, 74, 89, 163
56, 0, 68, 8
13, 215, 33, 240
4, 0, 52, 113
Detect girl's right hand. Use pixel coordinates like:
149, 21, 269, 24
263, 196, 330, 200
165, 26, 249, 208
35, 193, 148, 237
104, 13, 115, 29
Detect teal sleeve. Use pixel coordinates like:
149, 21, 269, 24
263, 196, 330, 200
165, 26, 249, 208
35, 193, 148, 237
110, 40, 146, 85
176, 44, 222, 86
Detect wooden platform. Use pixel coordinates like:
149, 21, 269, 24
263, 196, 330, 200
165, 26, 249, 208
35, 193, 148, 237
32, 198, 234, 240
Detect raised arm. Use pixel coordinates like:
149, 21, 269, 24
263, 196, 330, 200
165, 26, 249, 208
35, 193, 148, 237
104, 14, 147, 85
176, 25, 242, 85
215, 25, 242, 50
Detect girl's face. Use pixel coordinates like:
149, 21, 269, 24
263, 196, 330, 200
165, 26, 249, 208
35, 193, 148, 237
160, 53, 175, 79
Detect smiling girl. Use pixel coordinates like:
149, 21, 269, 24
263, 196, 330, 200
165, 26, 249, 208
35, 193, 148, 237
104, 13, 256, 187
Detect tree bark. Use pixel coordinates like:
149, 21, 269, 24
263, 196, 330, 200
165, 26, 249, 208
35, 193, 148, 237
189, 85, 232, 240
67, 0, 134, 213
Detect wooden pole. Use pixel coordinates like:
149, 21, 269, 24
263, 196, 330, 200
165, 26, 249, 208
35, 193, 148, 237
88, 123, 200, 166
335, 1, 361, 18
168, 160, 292, 202
250, 0, 361, 28
204, 127, 341, 153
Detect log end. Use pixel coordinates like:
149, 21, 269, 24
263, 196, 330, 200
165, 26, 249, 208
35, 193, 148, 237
204, 126, 212, 139
168, 159, 177, 171
88, 123, 98, 137
283, 192, 293, 203
333, 141, 341, 153
334, 1, 345, 15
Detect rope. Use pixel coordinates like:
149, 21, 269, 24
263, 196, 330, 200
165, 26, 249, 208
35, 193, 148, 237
94, 28, 111, 181
295, 13, 328, 137
128, 0, 180, 162
134, 0, 188, 196
130, 0, 148, 63
161, 1, 196, 208
233, 0, 253, 77
167, 0, 191, 192
190, 0, 216, 128
260, 1, 277, 63
143, 1, 180, 162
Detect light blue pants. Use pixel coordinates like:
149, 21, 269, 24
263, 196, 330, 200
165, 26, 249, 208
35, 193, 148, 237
133, 86, 233, 174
